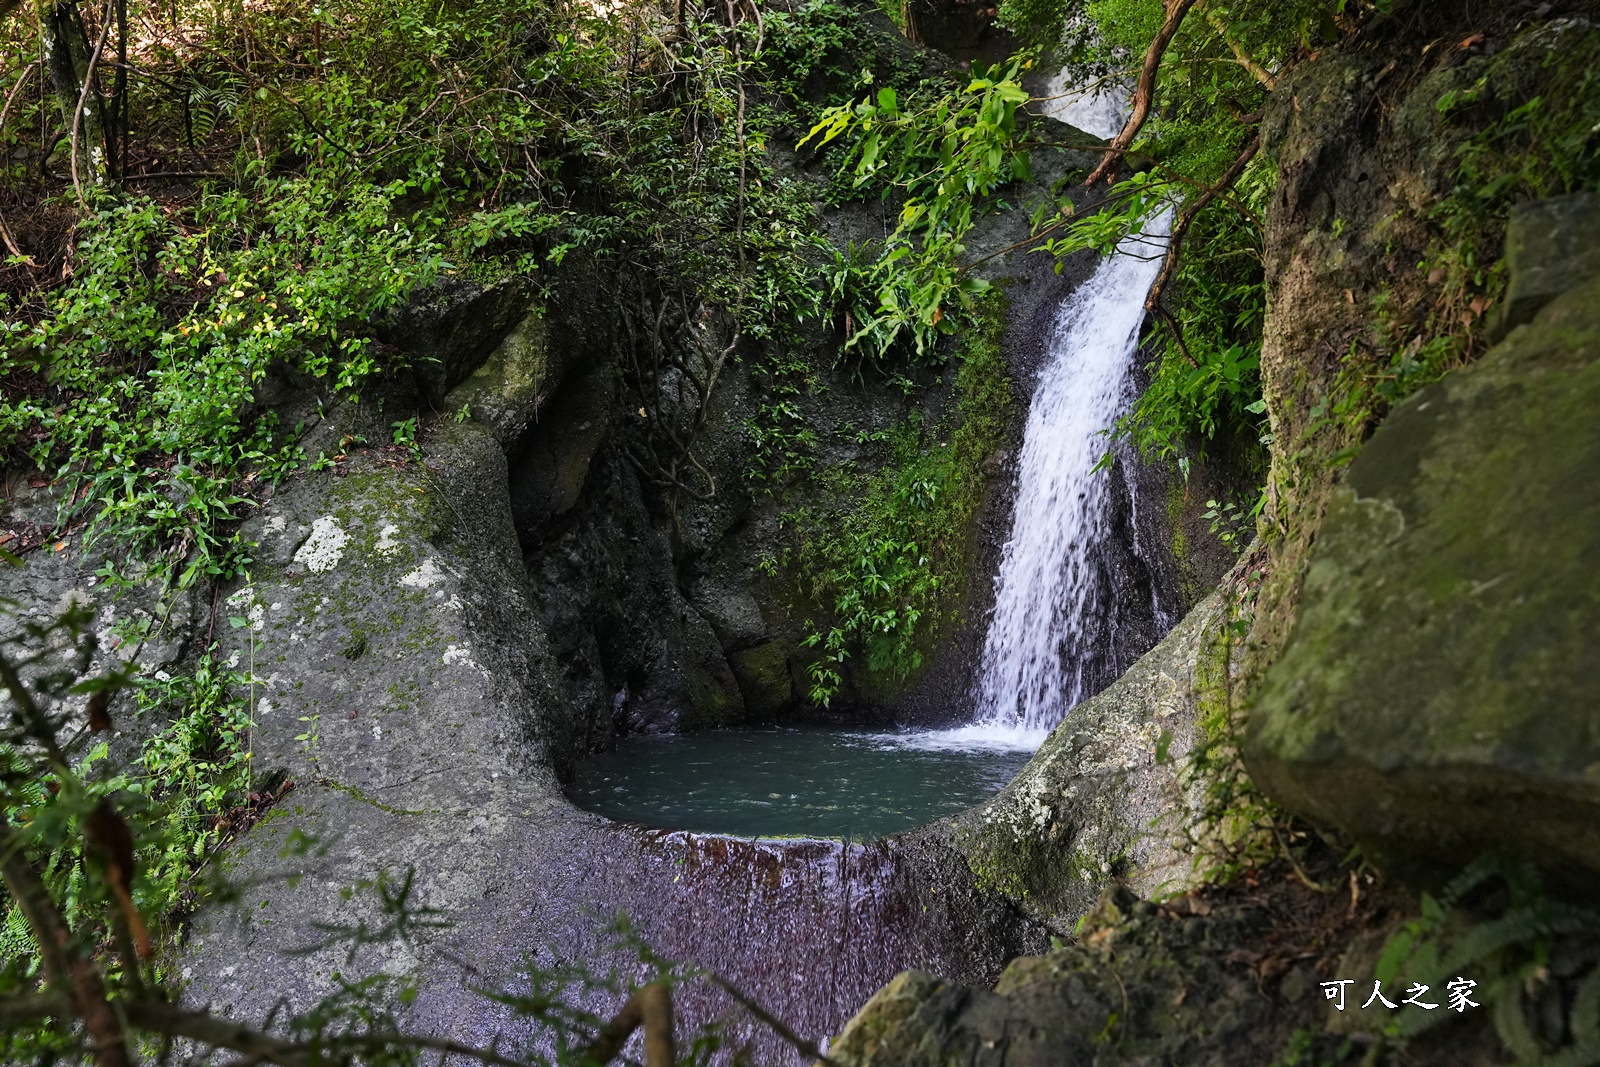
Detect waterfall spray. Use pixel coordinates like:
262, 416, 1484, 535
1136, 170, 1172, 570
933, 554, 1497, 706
971, 211, 1173, 739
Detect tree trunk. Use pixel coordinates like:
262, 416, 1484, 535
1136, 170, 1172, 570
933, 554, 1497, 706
36, 0, 106, 186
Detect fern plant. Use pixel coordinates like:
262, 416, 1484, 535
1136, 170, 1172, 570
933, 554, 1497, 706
1376, 858, 1600, 1065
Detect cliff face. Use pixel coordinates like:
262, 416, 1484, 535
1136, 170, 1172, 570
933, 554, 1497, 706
1248, 14, 1600, 669
1244, 14, 1600, 898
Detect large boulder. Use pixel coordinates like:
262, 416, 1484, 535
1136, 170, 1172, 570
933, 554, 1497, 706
1491, 191, 1600, 340
937, 557, 1256, 931
1244, 266, 1600, 891
826, 888, 1307, 1067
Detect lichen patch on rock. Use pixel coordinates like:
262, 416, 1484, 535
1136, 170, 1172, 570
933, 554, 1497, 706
293, 516, 349, 573
400, 558, 447, 589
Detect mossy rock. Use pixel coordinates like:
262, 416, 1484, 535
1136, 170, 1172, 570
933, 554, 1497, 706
944, 572, 1250, 929
446, 310, 549, 447
729, 639, 793, 719
828, 888, 1282, 1067
678, 660, 746, 731
1492, 191, 1600, 341
1245, 273, 1600, 893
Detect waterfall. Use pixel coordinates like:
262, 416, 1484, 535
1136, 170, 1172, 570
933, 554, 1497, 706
1036, 70, 1130, 140
970, 212, 1172, 740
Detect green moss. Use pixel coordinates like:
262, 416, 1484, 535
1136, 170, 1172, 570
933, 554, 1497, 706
1165, 480, 1208, 611
957, 815, 1113, 908
1253, 23, 1600, 678
677, 668, 742, 731
729, 640, 794, 718
764, 291, 1014, 705
319, 776, 447, 816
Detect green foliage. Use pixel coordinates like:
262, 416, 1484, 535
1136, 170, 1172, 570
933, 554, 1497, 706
760, 296, 1010, 705
807, 0, 1284, 458
760, 0, 928, 130
1374, 858, 1600, 1065
1126, 160, 1272, 461
2, 0, 836, 587
803, 55, 1036, 359
1201, 492, 1262, 555
1352, 24, 1600, 412
1162, 566, 1284, 883
0, 602, 780, 1065
2, 181, 443, 590
0, 641, 255, 990
126, 651, 256, 941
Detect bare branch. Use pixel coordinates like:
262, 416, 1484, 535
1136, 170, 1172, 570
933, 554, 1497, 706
579, 986, 646, 1065
1201, 2, 1277, 90
1144, 132, 1259, 314
0, 990, 73, 1022
1085, 0, 1201, 186
703, 971, 838, 1067
640, 983, 674, 1067
70, 0, 116, 205
0, 822, 133, 1067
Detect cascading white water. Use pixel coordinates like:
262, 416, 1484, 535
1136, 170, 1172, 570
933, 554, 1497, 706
1036, 69, 1130, 140
968, 212, 1172, 743
873, 78, 1178, 757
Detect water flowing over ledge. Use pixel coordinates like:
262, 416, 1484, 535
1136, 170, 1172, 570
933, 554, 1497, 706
974, 212, 1173, 734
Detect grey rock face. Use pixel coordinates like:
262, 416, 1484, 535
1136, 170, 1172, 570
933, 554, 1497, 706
176, 421, 1028, 1059
931, 563, 1253, 934
1245, 261, 1600, 893
1492, 191, 1600, 340
378, 277, 534, 407
827, 889, 1280, 1067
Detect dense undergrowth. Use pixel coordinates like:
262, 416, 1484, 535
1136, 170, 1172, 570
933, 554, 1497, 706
0, 0, 856, 590
753, 293, 1011, 705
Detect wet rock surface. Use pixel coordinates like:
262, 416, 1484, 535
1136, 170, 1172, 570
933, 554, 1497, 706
164, 417, 1037, 1061
930, 563, 1255, 934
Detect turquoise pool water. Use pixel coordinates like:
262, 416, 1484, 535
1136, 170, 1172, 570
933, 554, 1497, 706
566, 725, 1037, 839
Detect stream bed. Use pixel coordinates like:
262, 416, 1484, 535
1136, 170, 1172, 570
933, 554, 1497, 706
567, 726, 1038, 838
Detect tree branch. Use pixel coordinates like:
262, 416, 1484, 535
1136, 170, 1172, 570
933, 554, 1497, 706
70, 0, 115, 204
703, 970, 838, 1066
1085, 0, 1201, 186
0, 990, 73, 1022
0, 822, 132, 1067
1144, 133, 1259, 314
1201, 2, 1277, 89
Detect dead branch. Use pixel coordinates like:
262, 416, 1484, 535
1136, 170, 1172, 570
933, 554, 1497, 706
704, 971, 838, 1067
640, 983, 675, 1067
70, 0, 116, 205
0, 822, 133, 1067
1150, 301, 1200, 369
1144, 133, 1259, 314
1084, 0, 1201, 186
578, 982, 675, 1067
0, 64, 37, 262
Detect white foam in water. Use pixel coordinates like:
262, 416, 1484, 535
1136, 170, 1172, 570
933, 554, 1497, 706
878, 73, 1165, 757
865, 723, 1050, 754
972, 210, 1173, 734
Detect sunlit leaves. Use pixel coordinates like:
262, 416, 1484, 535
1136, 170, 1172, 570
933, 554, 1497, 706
802, 52, 1037, 359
